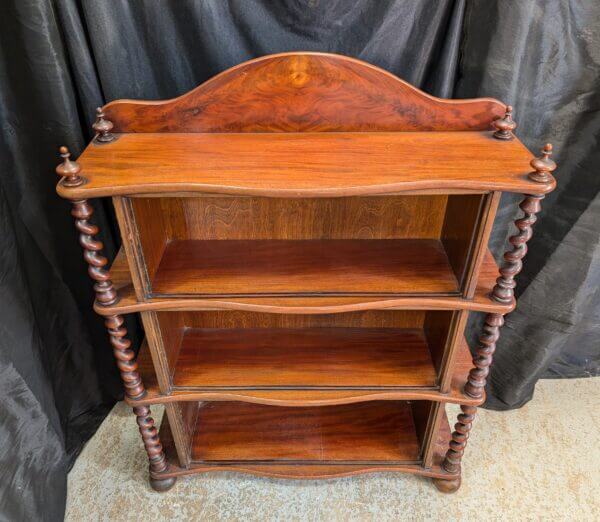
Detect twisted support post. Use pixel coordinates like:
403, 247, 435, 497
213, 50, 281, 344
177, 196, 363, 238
57, 147, 175, 492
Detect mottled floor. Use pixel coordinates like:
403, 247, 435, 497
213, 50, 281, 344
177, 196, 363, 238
66, 378, 600, 521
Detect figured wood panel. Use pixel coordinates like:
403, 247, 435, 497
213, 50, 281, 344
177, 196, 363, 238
63, 131, 553, 200
172, 328, 436, 389
191, 401, 420, 462
138, 195, 448, 240
103, 53, 505, 133
152, 239, 459, 296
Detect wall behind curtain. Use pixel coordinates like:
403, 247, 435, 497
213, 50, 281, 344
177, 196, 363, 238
0, 1, 597, 520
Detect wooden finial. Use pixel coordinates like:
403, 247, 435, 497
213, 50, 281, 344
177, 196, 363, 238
493, 105, 517, 140
529, 143, 556, 182
56, 146, 84, 187
92, 107, 115, 143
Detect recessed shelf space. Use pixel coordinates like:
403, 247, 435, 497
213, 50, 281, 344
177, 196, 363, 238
189, 401, 423, 464
174, 327, 436, 389
128, 194, 491, 298
154, 239, 458, 297
147, 310, 456, 393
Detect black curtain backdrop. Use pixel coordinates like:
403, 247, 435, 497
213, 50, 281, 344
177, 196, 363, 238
0, 1, 598, 520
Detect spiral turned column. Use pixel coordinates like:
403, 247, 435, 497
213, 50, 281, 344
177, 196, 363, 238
57, 147, 175, 492
464, 313, 504, 399
491, 195, 544, 304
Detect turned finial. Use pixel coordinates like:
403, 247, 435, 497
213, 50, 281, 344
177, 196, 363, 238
92, 107, 115, 143
529, 143, 556, 183
493, 105, 517, 140
56, 146, 84, 187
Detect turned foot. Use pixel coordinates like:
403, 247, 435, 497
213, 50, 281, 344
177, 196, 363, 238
432, 476, 461, 493
150, 475, 177, 492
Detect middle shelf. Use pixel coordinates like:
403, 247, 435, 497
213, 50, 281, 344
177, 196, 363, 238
132, 308, 480, 407
173, 327, 436, 389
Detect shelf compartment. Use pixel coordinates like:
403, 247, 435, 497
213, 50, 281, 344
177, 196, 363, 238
131, 309, 484, 407
120, 193, 494, 299
152, 239, 459, 297
174, 327, 436, 389
98, 247, 513, 315
191, 401, 420, 463
154, 401, 456, 480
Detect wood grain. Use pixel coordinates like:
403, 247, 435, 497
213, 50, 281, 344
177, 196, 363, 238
190, 401, 420, 463
132, 194, 449, 240
172, 327, 436, 389
59, 131, 554, 200
98, 248, 512, 315
102, 52, 505, 133
151, 239, 459, 296
132, 332, 481, 407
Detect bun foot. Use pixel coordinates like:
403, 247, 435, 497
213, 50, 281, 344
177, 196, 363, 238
432, 476, 461, 493
150, 475, 177, 492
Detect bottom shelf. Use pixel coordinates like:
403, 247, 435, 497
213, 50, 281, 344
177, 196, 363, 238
156, 401, 455, 480
192, 401, 420, 463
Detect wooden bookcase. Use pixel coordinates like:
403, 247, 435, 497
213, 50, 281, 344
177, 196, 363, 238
55, 53, 556, 493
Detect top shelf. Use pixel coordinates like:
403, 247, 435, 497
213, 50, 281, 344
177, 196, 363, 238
58, 131, 553, 199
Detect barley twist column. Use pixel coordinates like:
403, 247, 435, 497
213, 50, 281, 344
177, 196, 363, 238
57, 146, 175, 492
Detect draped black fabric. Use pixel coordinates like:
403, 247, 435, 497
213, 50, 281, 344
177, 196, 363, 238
0, 1, 598, 520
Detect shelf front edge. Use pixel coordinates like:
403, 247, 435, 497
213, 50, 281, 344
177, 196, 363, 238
130, 333, 484, 408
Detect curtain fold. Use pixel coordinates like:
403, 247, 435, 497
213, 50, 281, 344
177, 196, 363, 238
0, 1, 597, 519
457, 0, 600, 409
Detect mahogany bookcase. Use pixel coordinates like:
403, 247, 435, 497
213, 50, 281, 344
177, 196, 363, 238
55, 53, 556, 493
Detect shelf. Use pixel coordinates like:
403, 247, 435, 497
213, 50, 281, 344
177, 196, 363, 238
152, 239, 459, 297
97, 247, 512, 315
132, 330, 481, 406
59, 131, 554, 200
192, 401, 420, 463
173, 327, 436, 389
154, 402, 454, 480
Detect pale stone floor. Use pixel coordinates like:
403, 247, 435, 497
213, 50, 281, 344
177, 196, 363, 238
66, 378, 600, 521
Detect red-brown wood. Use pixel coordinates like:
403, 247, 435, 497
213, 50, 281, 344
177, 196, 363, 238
152, 239, 459, 297
153, 401, 457, 480
173, 327, 436, 389
191, 401, 420, 463
130, 332, 481, 407
53, 173, 174, 491
54, 52, 557, 493
96, 248, 513, 316
102, 53, 505, 133
57, 131, 555, 200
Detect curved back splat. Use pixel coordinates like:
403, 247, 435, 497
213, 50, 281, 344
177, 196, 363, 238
103, 53, 505, 133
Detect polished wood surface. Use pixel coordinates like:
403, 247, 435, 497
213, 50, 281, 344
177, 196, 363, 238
152, 239, 458, 297
58, 131, 555, 200
131, 331, 480, 407
55, 51, 557, 492
191, 401, 420, 463
102, 52, 504, 133
154, 402, 456, 480
132, 194, 449, 240
173, 327, 436, 389
98, 248, 512, 315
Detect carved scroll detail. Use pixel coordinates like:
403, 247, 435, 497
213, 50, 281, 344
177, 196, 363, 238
442, 405, 477, 474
